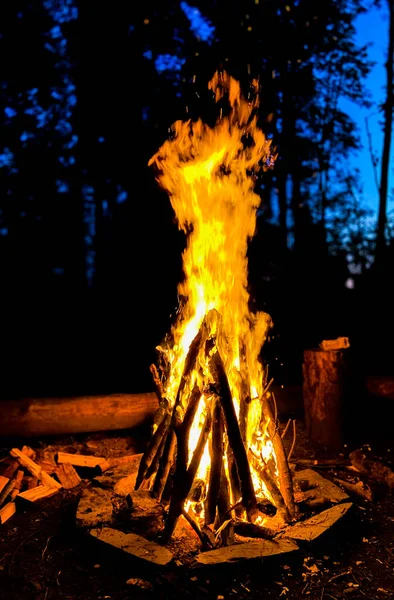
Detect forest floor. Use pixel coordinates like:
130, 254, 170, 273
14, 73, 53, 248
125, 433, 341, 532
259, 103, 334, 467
0, 388, 394, 600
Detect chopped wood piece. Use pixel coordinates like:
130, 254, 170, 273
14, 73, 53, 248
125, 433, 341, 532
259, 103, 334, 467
195, 538, 299, 565
21, 446, 36, 460
349, 450, 394, 490
56, 452, 107, 469
0, 458, 19, 479
333, 477, 374, 501
37, 460, 57, 474
0, 501, 16, 524
55, 464, 82, 489
24, 475, 39, 490
10, 470, 24, 500
0, 477, 15, 508
10, 448, 62, 489
10, 448, 41, 478
90, 527, 174, 566
17, 485, 59, 502
0, 476, 9, 495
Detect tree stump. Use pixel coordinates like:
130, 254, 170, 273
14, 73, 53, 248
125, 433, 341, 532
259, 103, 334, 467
302, 348, 350, 451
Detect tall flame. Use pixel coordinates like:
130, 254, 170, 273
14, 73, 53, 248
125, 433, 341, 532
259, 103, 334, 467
149, 71, 277, 514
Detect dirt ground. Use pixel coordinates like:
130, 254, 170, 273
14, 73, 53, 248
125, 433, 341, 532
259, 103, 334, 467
1, 393, 394, 600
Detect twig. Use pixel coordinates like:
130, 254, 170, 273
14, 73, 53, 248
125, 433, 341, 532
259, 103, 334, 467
287, 420, 297, 462
41, 535, 54, 561
281, 418, 292, 440
328, 569, 352, 583
181, 508, 213, 549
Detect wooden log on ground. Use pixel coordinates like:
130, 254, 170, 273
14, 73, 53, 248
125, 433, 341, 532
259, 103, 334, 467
0, 393, 159, 437
349, 449, 394, 490
57, 452, 107, 469
302, 348, 351, 451
0, 501, 16, 524
55, 464, 82, 489
17, 485, 59, 502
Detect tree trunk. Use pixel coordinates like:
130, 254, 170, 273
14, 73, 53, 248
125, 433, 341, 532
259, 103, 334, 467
376, 0, 394, 262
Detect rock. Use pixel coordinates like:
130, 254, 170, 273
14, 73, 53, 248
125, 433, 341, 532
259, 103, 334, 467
126, 578, 154, 590
89, 527, 173, 566
93, 461, 139, 491
76, 486, 113, 528
114, 475, 136, 497
280, 502, 353, 543
194, 538, 299, 566
294, 469, 349, 504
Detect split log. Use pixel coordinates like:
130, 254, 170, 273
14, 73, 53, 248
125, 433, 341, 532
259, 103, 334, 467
10, 470, 24, 500
0, 476, 9, 495
0, 501, 16, 524
10, 449, 62, 489
333, 477, 374, 501
349, 450, 394, 490
0, 458, 19, 479
0, 477, 15, 508
302, 348, 351, 451
0, 392, 159, 437
17, 485, 59, 502
56, 452, 107, 469
55, 464, 82, 489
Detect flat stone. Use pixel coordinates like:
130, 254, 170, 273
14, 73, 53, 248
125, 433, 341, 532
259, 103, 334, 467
93, 461, 139, 492
89, 527, 173, 566
294, 469, 349, 503
76, 486, 113, 528
195, 538, 299, 566
281, 502, 353, 543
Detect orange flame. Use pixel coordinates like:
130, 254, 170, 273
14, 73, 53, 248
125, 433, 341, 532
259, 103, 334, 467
149, 71, 277, 519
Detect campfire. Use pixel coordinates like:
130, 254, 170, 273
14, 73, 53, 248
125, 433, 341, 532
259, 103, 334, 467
135, 71, 295, 548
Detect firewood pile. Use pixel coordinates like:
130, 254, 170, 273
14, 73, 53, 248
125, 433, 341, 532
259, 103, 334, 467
0, 445, 140, 526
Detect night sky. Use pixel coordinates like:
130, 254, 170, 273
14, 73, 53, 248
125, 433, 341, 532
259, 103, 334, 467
347, 2, 393, 219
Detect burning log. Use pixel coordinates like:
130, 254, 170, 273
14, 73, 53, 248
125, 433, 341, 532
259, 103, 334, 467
261, 394, 295, 519
0, 392, 159, 437
163, 406, 213, 540
209, 347, 258, 523
205, 398, 224, 525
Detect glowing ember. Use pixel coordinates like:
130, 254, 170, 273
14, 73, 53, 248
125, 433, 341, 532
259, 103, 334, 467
137, 71, 294, 544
